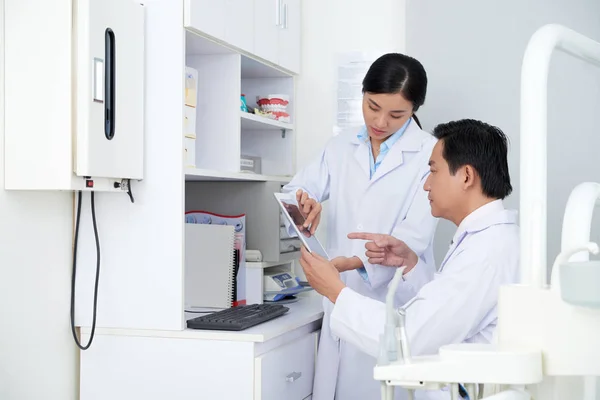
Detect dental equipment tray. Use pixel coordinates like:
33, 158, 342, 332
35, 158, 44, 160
186, 303, 290, 331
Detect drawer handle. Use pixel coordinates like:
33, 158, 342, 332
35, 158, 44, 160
286, 372, 302, 383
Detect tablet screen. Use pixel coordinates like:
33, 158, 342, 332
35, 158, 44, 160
275, 194, 330, 260
281, 200, 310, 236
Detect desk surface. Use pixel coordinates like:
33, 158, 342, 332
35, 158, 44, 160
81, 292, 324, 343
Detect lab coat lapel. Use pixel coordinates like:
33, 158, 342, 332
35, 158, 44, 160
369, 122, 424, 184
352, 137, 372, 179
440, 232, 467, 272
439, 209, 518, 272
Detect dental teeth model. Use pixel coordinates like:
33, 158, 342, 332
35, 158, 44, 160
255, 94, 291, 123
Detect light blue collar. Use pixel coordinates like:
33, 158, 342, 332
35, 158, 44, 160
356, 118, 412, 150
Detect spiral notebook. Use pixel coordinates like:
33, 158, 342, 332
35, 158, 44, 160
184, 223, 236, 309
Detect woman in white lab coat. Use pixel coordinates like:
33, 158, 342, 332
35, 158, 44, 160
282, 53, 439, 400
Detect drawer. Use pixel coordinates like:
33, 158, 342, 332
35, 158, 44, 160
254, 332, 317, 400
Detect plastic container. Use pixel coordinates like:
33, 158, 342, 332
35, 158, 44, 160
240, 94, 248, 112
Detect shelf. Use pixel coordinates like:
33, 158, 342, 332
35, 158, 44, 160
240, 56, 292, 79
264, 286, 313, 295
240, 112, 294, 131
185, 168, 292, 183
185, 29, 234, 56
185, 29, 293, 78
246, 261, 294, 269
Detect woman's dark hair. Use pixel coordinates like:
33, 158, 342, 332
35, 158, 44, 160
362, 53, 428, 128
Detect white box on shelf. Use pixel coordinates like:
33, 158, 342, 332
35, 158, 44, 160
184, 105, 197, 138
184, 137, 196, 167
185, 66, 198, 107
240, 154, 262, 174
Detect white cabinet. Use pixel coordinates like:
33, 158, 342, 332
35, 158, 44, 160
184, 0, 227, 41
79, 295, 323, 400
254, 0, 301, 73
254, 0, 280, 66
184, 0, 255, 54
226, 0, 255, 53
185, 0, 301, 74
277, 0, 301, 73
255, 333, 316, 400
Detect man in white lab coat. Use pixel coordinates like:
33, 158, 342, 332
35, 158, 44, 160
299, 118, 519, 399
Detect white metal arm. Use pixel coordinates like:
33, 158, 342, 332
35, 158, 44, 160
520, 24, 600, 287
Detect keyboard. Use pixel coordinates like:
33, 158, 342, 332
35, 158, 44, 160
186, 303, 290, 331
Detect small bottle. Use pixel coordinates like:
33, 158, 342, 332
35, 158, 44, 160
240, 94, 248, 112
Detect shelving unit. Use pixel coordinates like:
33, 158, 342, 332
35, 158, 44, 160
185, 29, 296, 179
181, 0, 302, 309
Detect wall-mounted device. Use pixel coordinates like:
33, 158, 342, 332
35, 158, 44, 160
4, 0, 145, 192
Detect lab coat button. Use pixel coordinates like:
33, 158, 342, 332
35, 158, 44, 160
357, 224, 363, 230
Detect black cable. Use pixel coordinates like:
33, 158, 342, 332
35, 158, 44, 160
458, 383, 469, 399
70, 190, 101, 350
126, 179, 134, 203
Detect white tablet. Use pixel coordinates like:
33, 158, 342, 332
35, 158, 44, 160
274, 192, 330, 260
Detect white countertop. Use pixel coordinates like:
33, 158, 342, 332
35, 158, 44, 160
82, 292, 324, 343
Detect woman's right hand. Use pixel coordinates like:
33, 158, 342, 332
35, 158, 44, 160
296, 189, 322, 235
331, 256, 363, 272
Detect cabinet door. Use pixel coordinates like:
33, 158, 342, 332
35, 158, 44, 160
225, 0, 255, 53
278, 0, 301, 73
184, 0, 227, 41
254, 0, 280, 66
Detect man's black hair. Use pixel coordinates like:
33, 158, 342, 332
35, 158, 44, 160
432, 119, 513, 199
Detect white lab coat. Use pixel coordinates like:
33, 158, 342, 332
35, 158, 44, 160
282, 120, 439, 400
330, 200, 520, 400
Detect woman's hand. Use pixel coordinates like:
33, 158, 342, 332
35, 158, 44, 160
296, 189, 322, 235
331, 256, 363, 272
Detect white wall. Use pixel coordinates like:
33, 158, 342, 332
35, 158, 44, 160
405, 0, 600, 269
296, 0, 406, 169
0, 1, 78, 399
295, 0, 406, 254
406, 1, 600, 397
